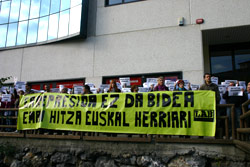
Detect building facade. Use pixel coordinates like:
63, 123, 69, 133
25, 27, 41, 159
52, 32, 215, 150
0, 0, 250, 89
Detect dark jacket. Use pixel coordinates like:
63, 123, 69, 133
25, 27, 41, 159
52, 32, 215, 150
223, 91, 246, 107
199, 82, 221, 104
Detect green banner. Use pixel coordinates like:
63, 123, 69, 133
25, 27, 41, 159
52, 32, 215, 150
17, 91, 216, 136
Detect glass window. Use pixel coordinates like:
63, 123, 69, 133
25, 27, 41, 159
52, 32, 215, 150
210, 51, 233, 74
125, 0, 138, 2
60, 0, 70, 11
70, 0, 81, 8
27, 18, 38, 44
69, 5, 81, 35
6, 23, 18, 46
0, 24, 8, 47
50, 0, 60, 14
58, 9, 69, 38
235, 49, 250, 70
16, 20, 28, 45
108, 0, 122, 5
9, 0, 21, 23
37, 16, 48, 42
40, 0, 50, 17
29, 0, 40, 19
0, 1, 11, 24
19, 0, 31, 21
48, 13, 59, 40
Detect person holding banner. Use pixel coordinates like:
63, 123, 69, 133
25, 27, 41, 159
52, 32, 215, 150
83, 85, 93, 94
44, 84, 50, 93
24, 83, 34, 95
131, 85, 139, 92
199, 73, 220, 104
174, 80, 191, 91
108, 80, 121, 93
154, 77, 169, 91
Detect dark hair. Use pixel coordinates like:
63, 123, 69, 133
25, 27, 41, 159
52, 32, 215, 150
26, 82, 32, 87
203, 73, 211, 78
131, 85, 138, 92
108, 80, 120, 92
177, 79, 184, 85
84, 85, 91, 92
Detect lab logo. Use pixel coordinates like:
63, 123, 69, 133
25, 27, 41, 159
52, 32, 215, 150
194, 110, 214, 122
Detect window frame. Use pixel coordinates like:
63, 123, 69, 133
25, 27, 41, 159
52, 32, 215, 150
105, 0, 144, 7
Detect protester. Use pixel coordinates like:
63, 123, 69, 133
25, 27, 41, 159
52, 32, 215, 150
154, 77, 169, 91
107, 80, 121, 93
174, 79, 191, 91
24, 83, 34, 95
199, 73, 220, 104
223, 81, 245, 134
83, 85, 93, 94
131, 85, 139, 92
44, 84, 50, 92
149, 84, 154, 92
61, 87, 68, 94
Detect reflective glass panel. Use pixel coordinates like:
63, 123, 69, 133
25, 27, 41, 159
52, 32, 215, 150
50, 0, 60, 14
6, 23, 18, 46
0, 1, 11, 24
16, 20, 28, 45
70, 0, 81, 7
211, 51, 233, 74
58, 9, 69, 38
29, 0, 40, 19
108, 0, 122, 5
125, 0, 138, 2
48, 13, 59, 40
9, 0, 21, 22
40, 0, 50, 17
27, 18, 38, 43
60, 0, 70, 11
235, 49, 250, 70
0, 24, 8, 47
19, 0, 30, 21
69, 5, 81, 35
37, 16, 48, 42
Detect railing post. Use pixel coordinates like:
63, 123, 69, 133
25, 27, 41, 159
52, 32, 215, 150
231, 104, 236, 139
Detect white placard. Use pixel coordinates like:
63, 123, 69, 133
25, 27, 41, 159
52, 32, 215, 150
122, 88, 131, 93
1, 86, 9, 94
218, 85, 226, 94
183, 80, 190, 90
74, 86, 83, 94
225, 80, 237, 85
146, 78, 157, 83
1, 94, 11, 102
239, 81, 246, 90
15, 81, 26, 92
100, 84, 109, 89
228, 86, 243, 96
90, 88, 98, 94
165, 80, 175, 87
191, 84, 200, 90
10, 87, 14, 94
85, 83, 95, 88
138, 87, 149, 92
119, 77, 130, 87
211, 77, 218, 85
51, 88, 59, 93
168, 85, 175, 91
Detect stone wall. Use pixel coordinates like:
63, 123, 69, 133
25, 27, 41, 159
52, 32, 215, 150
0, 138, 249, 167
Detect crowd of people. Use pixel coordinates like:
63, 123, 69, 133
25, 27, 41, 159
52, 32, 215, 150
0, 73, 249, 134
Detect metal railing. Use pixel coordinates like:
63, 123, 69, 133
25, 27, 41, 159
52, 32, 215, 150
0, 103, 242, 144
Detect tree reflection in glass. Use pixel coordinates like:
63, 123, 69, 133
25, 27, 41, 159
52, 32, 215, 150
48, 13, 59, 40
30, 0, 41, 19
27, 19, 38, 44
37, 16, 48, 42
6, 23, 18, 47
17, 21, 28, 45
58, 10, 69, 38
